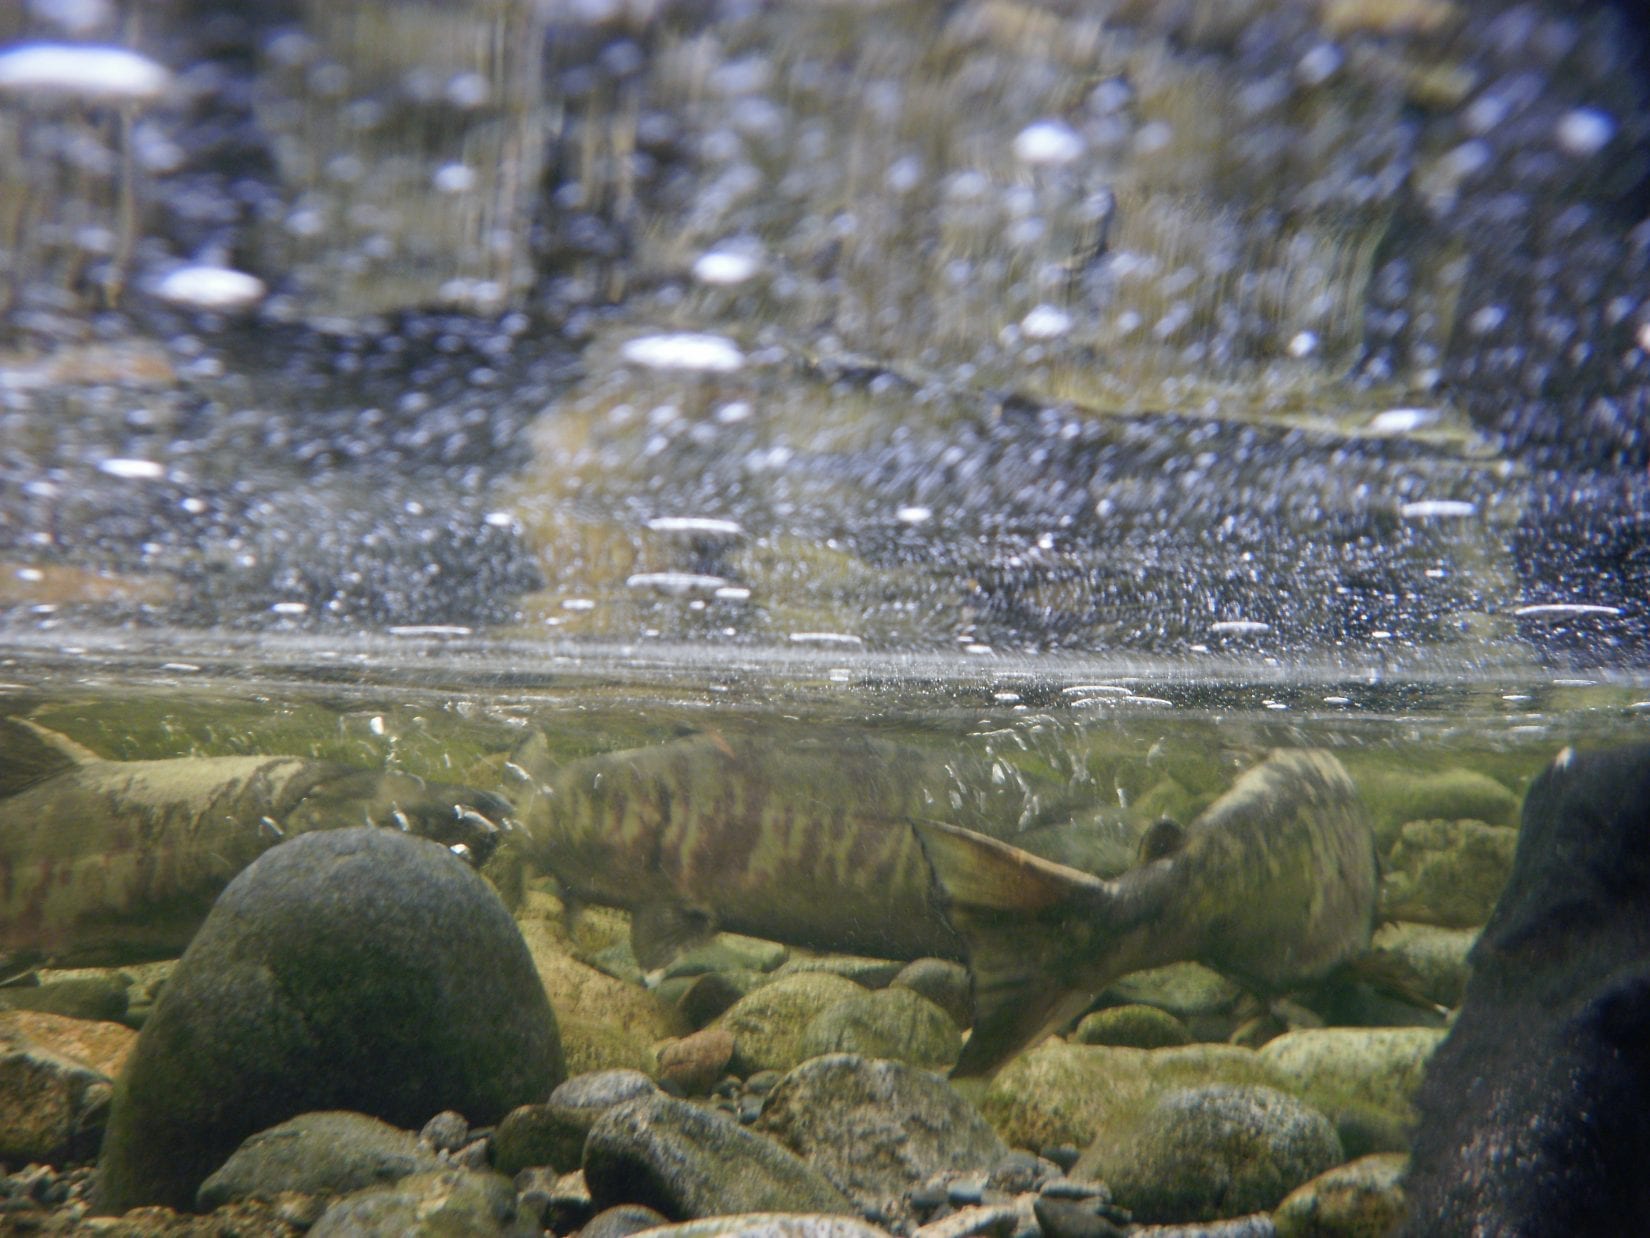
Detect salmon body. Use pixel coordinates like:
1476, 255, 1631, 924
0, 720, 514, 972
915, 748, 1380, 1075
511, 733, 967, 967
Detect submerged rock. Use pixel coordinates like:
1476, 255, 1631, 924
1074, 1084, 1342, 1224
1073, 1005, 1194, 1049
0, 1017, 119, 1165
1271, 1152, 1407, 1238
714, 972, 869, 1076
196, 1111, 445, 1210
583, 1091, 856, 1220
755, 1054, 1008, 1213
308, 1167, 537, 1237
1403, 743, 1650, 1233
980, 1041, 1282, 1153
1379, 819, 1518, 927
94, 828, 564, 1213
798, 987, 962, 1072
1258, 1028, 1445, 1157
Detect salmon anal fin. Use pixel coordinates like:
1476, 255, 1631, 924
630, 900, 717, 972
911, 818, 1116, 1078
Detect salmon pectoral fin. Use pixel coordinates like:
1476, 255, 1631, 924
911, 819, 1116, 1078
630, 899, 718, 973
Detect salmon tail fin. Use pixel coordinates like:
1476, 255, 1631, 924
911, 818, 1117, 1078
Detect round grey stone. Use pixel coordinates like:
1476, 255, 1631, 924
94, 828, 564, 1213
584, 1091, 856, 1220
196, 1110, 444, 1210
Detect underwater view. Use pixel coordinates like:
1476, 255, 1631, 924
2, 0, 1649, 1235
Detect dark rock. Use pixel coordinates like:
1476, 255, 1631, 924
94, 828, 564, 1213
196, 1110, 445, 1209
1404, 743, 1650, 1234
672, 970, 756, 1027
1033, 1195, 1127, 1238
308, 1167, 537, 1237
584, 1091, 856, 1220
493, 1068, 662, 1176
419, 1110, 470, 1153
492, 1102, 588, 1177
986, 1151, 1045, 1195
582, 1203, 673, 1238
1076, 1085, 1341, 1224
756, 1054, 1008, 1213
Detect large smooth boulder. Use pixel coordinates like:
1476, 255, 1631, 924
95, 827, 564, 1213
1403, 744, 1650, 1234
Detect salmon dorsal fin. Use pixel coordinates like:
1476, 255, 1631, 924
630, 900, 718, 973
911, 819, 1115, 1078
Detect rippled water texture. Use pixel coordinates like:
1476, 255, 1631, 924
0, 0, 1645, 675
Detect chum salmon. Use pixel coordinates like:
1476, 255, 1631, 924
512, 734, 1378, 1075
0, 718, 514, 974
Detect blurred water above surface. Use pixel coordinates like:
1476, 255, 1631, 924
0, 0, 1647, 684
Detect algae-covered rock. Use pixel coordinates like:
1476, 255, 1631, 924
755, 1054, 1007, 1212
519, 914, 690, 1047
1258, 1027, 1445, 1155
95, 829, 564, 1214
799, 987, 961, 1072
308, 1167, 537, 1237
495, 1069, 661, 1178
1272, 1152, 1408, 1238
197, 1111, 444, 1209
584, 1092, 856, 1220
979, 1040, 1283, 1153
1073, 1004, 1194, 1049
1357, 767, 1521, 851
1380, 819, 1518, 927
1101, 962, 1244, 1025
889, 959, 973, 1030
714, 973, 870, 1075
1370, 922, 1477, 1008
1074, 1084, 1342, 1224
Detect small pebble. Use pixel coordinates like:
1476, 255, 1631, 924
1034, 1195, 1128, 1238
513, 1165, 559, 1225
910, 1183, 951, 1211
947, 1178, 986, 1206
988, 1150, 1045, 1194
1042, 1145, 1082, 1172
419, 1109, 469, 1152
